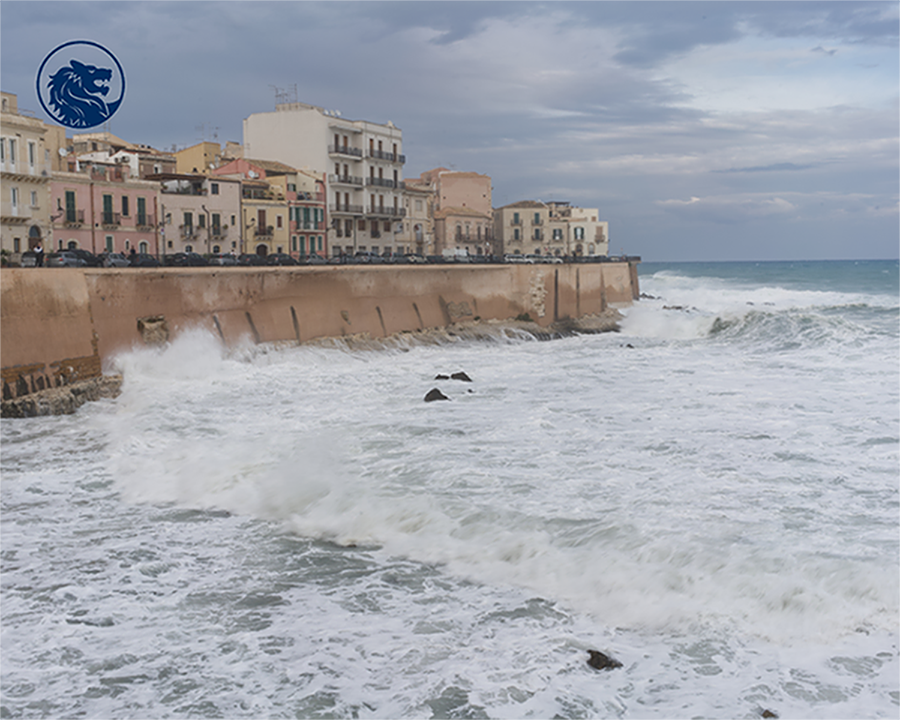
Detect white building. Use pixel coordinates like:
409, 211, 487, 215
244, 102, 405, 256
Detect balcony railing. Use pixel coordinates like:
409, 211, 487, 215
328, 174, 363, 186
365, 177, 404, 189
328, 145, 363, 158
330, 203, 363, 214
532, 218, 543, 225
64, 209, 84, 225
366, 206, 406, 218
511, 218, 522, 225
367, 149, 406, 164
136, 213, 155, 228
255, 226, 274, 238
101, 212, 121, 226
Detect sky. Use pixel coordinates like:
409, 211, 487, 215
1, 1, 897, 261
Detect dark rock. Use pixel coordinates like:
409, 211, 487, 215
2, 382, 11, 401
625, 343, 634, 348
450, 372, 472, 382
16, 375, 29, 397
424, 388, 450, 402
761, 711, 778, 719
587, 650, 622, 670
435, 374, 450, 380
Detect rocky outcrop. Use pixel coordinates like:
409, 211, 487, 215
587, 650, 623, 670
424, 388, 450, 402
1, 375, 122, 418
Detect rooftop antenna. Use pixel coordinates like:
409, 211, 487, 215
195, 122, 220, 143
270, 84, 290, 106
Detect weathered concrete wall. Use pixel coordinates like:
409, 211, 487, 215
1, 262, 638, 400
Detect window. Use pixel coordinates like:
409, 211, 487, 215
121, 195, 129, 217
574, 227, 585, 241
344, 219, 352, 237
212, 213, 221, 234
0, 138, 5, 162
28, 142, 35, 168
553, 228, 563, 241
13, 238, 20, 252
276, 215, 283, 229
184, 212, 193, 230
137, 197, 146, 225
513, 228, 520, 241
512, 212, 519, 225
65, 191, 76, 222
185, 245, 192, 252
415, 199, 422, 212
197, 214, 205, 229
106, 236, 114, 252
231, 215, 236, 226
210, 182, 219, 195
11, 187, 19, 208
534, 212, 540, 224
9, 139, 16, 164
30, 191, 37, 206
102, 194, 114, 224
533, 229, 541, 240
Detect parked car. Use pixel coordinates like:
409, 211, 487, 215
99, 252, 130, 268
208, 253, 238, 266
299, 253, 326, 265
164, 252, 208, 267
238, 253, 267, 266
20, 251, 37, 267
404, 253, 426, 264
65, 248, 103, 267
266, 253, 298, 266
45, 251, 87, 268
129, 253, 161, 267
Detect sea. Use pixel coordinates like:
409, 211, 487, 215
2, 259, 898, 719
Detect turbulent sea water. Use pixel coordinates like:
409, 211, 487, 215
2, 259, 898, 719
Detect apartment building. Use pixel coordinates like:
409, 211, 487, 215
146, 173, 241, 256
50, 160, 161, 255
494, 200, 609, 257
1, 92, 52, 258
243, 102, 405, 256
397, 177, 435, 256
212, 157, 325, 257
417, 168, 494, 256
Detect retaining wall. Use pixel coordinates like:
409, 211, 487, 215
1, 261, 638, 400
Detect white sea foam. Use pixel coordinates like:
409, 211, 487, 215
3, 262, 898, 718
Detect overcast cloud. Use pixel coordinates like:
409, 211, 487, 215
2, 1, 897, 260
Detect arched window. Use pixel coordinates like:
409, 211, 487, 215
67, 240, 77, 249
139, 241, 149, 254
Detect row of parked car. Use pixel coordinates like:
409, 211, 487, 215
21, 249, 631, 269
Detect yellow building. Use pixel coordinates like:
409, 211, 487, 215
1, 92, 52, 261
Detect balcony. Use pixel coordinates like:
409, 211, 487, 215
367, 149, 406, 164
328, 145, 363, 158
101, 212, 121, 227
255, 226, 274, 238
330, 203, 363, 215
63, 209, 84, 226
136, 213, 155, 229
366, 206, 406, 218
365, 177, 404, 189
511, 218, 521, 226
181, 225, 196, 238
532, 218, 543, 225
328, 174, 363, 186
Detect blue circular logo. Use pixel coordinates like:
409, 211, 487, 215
36, 40, 125, 129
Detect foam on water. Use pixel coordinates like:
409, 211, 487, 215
3, 261, 898, 718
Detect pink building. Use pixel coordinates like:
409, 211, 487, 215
50, 161, 160, 255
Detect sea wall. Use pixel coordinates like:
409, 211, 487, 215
1, 261, 638, 402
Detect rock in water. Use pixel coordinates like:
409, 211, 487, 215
587, 650, 622, 670
761, 711, 778, 719
450, 371, 472, 382
424, 388, 450, 402
434, 374, 450, 380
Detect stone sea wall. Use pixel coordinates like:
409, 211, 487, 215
1, 262, 639, 414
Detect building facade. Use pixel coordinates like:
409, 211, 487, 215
493, 200, 609, 257
397, 179, 435, 256
243, 102, 405, 256
147, 173, 241, 256
50, 161, 161, 255
416, 168, 493, 256
1, 92, 52, 260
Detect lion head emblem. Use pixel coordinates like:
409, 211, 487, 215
47, 59, 120, 128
